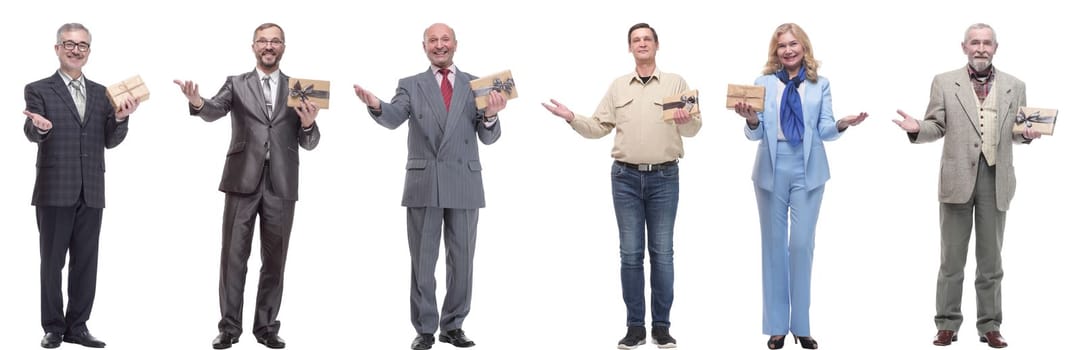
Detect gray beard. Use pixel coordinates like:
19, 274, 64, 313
971, 61, 990, 72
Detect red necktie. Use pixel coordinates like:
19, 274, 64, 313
439, 68, 452, 111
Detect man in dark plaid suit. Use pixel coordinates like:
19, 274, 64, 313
23, 23, 140, 349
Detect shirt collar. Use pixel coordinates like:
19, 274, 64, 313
257, 69, 280, 85
628, 68, 662, 85
431, 65, 457, 76
58, 70, 84, 86
967, 64, 995, 82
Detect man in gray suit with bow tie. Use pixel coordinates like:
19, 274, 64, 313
894, 23, 1041, 349
174, 22, 320, 350
354, 22, 505, 350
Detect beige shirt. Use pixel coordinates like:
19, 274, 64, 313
569, 69, 702, 164
976, 83, 999, 166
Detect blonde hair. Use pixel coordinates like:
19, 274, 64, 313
761, 23, 819, 82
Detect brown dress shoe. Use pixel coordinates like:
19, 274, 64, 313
980, 331, 1008, 348
933, 330, 957, 346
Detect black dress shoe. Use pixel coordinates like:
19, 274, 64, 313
63, 331, 106, 348
439, 329, 476, 348
41, 332, 62, 349
212, 332, 239, 349
255, 334, 286, 349
412, 334, 435, 350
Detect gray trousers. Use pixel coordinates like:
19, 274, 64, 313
407, 207, 479, 334
935, 155, 1006, 333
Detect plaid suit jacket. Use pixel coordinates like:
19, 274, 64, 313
24, 71, 129, 208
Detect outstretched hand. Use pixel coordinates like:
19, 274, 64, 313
24, 110, 52, 131
541, 99, 574, 122
892, 109, 920, 133
837, 112, 869, 130
172, 79, 202, 107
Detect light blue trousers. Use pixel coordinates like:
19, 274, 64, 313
754, 141, 824, 337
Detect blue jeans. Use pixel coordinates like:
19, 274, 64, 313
611, 161, 679, 327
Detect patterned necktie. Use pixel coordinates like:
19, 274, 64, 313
70, 80, 86, 122
439, 68, 452, 111
262, 76, 274, 119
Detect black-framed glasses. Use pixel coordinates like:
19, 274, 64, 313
254, 39, 284, 48
60, 40, 90, 52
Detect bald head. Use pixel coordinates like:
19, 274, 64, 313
422, 23, 458, 68
423, 23, 456, 41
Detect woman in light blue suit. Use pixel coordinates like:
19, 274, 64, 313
734, 23, 868, 350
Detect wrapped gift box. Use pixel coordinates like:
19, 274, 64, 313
662, 89, 700, 121
726, 84, 764, 111
469, 69, 517, 109
106, 75, 150, 111
287, 78, 330, 109
1012, 107, 1057, 135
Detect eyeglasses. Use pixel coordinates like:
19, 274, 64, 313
254, 39, 284, 48
60, 40, 90, 52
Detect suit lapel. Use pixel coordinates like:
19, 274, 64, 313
274, 72, 290, 122
417, 71, 448, 131
412, 72, 444, 151
801, 80, 820, 165
996, 77, 1015, 131
439, 71, 472, 150
48, 74, 83, 125
245, 71, 271, 121
763, 78, 779, 167
952, 72, 980, 132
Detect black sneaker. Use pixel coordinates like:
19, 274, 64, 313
652, 326, 677, 349
617, 326, 647, 349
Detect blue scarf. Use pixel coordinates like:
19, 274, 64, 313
774, 66, 805, 145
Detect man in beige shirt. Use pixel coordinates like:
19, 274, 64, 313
543, 22, 700, 350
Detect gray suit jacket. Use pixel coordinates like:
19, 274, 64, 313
190, 70, 320, 200
370, 68, 501, 209
910, 67, 1026, 211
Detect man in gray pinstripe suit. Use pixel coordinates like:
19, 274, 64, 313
354, 22, 505, 350
24, 23, 140, 349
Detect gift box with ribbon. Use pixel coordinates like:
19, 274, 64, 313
662, 89, 700, 121
287, 78, 330, 109
106, 75, 150, 112
726, 84, 765, 112
469, 70, 517, 110
1012, 107, 1057, 135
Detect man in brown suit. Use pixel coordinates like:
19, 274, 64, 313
894, 23, 1041, 349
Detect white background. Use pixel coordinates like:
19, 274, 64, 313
1, 1, 1076, 349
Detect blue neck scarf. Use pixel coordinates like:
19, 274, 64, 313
775, 66, 806, 145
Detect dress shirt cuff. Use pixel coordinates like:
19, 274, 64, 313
483, 114, 498, 128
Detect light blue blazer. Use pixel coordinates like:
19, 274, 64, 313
744, 74, 842, 191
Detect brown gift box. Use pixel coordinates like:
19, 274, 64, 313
662, 89, 700, 121
726, 84, 765, 112
106, 75, 150, 111
1012, 107, 1057, 135
469, 70, 517, 109
287, 78, 330, 109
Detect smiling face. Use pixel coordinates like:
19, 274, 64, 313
251, 25, 285, 72
627, 27, 658, 62
963, 27, 997, 72
55, 29, 90, 74
775, 31, 804, 74
423, 23, 457, 69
